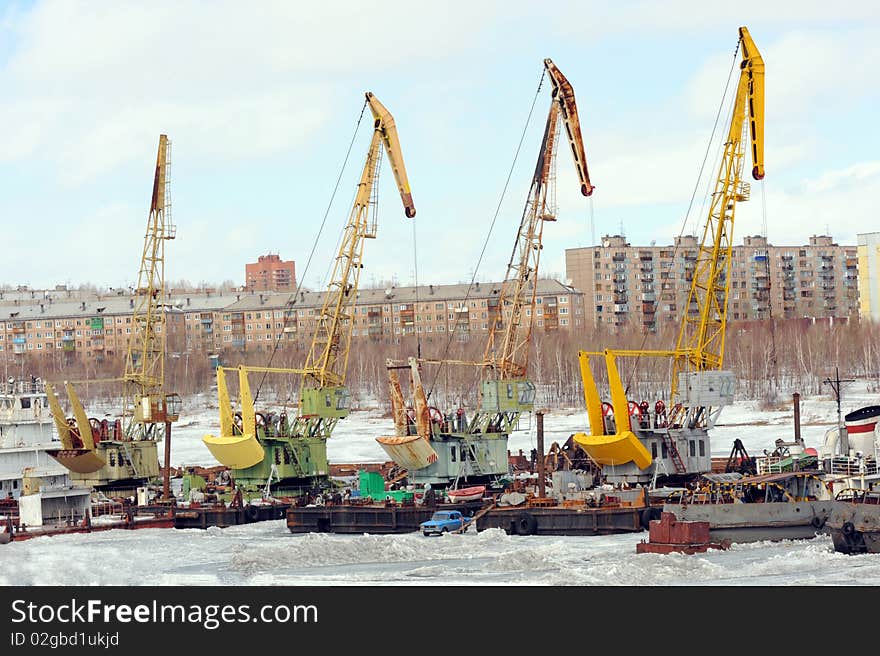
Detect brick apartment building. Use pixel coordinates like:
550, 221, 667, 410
566, 234, 859, 330
245, 253, 296, 292
0, 279, 584, 365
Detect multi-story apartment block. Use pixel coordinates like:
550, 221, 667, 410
0, 296, 156, 364
0, 280, 583, 365
566, 234, 859, 330
245, 253, 296, 292
208, 279, 584, 353
857, 232, 880, 322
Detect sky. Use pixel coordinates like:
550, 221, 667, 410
1, 1, 878, 293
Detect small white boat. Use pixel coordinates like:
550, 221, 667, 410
446, 485, 486, 503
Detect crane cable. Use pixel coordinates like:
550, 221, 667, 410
425, 67, 548, 402
412, 206, 421, 359
253, 98, 369, 403
622, 38, 742, 397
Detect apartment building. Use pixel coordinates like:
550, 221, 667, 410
207, 279, 584, 353
0, 296, 156, 364
245, 253, 296, 292
0, 280, 584, 365
858, 232, 880, 322
566, 234, 859, 330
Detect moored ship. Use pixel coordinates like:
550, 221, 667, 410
0, 376, 91, 538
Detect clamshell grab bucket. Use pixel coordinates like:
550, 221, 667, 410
46, 448, 108, 474
44, 381, 107, 474
203, 432, 265, 469
202, 366, 265, 469
376, 434, 438, 471
573, 350, 653, 470
376, 357, 439, 470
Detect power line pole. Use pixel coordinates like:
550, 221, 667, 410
823, 366, 855, 453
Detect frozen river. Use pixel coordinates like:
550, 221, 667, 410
3, 517, 877, 586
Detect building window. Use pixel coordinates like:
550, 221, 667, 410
699, 440, 705, 457
689, 440, 696, 457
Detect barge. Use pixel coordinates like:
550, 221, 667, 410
661, 471, 836, 543
174, 500, 289, 529
477, 502, 644, 536
287, 499, 487, 534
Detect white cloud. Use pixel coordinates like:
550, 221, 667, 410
1, 1, 501, 185
1, 2, 877, 291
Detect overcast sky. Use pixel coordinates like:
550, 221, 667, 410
1, 1, 877, 292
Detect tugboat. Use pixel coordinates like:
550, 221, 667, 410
824, 405, 880, 554
827, 487, 880, 555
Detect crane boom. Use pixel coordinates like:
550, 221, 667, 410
123, 134, 177, 428
367, 92, 416, 218
301, 92, 415, 390
483, 58, 591, 380
670, 26, 764, 402
203, 93, 415, 494
46, 134, 179, 489
544, 58, 593, 197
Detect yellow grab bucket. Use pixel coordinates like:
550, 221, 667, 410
202, 433, 265, 469
46, 449, 107, 474
376, 434, 438, 471
572, 430, 653, 471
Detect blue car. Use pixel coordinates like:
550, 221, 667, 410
420, 510, 469, 536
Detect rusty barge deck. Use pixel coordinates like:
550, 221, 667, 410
287, 499, 651, 536
477, 504, 647, 536
286, 501, 487, 534
173, 502, 289, 529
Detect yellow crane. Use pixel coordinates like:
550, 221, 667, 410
573, 26, 764, 484
46, 135, 181, 497
377, 58, 593, 488
202, 92, 415, 499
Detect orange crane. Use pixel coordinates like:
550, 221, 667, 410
377, 58, 592, 490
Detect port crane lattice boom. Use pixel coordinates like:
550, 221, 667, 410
46, 135, 180, 487
671, 27, 764, 402
574, 27, 765, 479
203, 93, 416, 483
303, 92, 415, 392
483, 58, 593, 382
124, 134, 179, 438
377, 59, 592, 486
